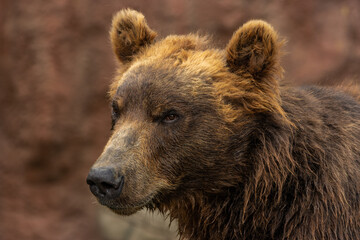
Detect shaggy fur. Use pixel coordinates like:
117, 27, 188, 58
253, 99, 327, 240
88, 9, 360, 240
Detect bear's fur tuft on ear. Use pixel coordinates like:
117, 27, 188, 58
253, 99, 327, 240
226, 20, 283, 81
110, 9, 157, 63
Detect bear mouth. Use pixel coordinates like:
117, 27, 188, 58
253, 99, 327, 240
100, 194, 156, 216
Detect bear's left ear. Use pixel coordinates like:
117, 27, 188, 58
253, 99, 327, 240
110, 9, 157, 64
226, 20, 283, 81
223, 21, 289, 120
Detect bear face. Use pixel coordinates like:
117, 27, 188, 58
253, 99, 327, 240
92, 64, 232, 215
87, 9, 286, 215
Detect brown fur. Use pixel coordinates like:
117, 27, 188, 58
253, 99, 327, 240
88, 9, 360, 240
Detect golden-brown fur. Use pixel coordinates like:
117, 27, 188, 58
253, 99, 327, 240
88, 9, 360, 240
110, 9, 157, 63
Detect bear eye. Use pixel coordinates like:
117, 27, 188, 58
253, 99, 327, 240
111, 101, 121, 130
161, 111, 180, 124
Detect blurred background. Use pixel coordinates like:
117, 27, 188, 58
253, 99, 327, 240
0, 0, 359, 239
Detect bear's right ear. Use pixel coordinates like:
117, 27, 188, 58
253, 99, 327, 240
109, 9, 157, 64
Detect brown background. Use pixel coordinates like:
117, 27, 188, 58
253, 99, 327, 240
0, 0, 359, 239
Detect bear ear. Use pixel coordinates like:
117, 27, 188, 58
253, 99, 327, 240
109, 9, 157, 63
223, 21, 289, 120
225, 20, 283, 81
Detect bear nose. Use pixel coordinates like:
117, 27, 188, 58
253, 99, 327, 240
86, 167, 124, 199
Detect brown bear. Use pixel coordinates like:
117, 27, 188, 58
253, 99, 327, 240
86, 9, 360, 240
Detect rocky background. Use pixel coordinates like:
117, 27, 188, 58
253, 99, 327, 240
0, 0, 359, 239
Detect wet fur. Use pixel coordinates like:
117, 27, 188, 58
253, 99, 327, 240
93, 9, 360, 240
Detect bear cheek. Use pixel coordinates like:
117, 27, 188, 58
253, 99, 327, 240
120, 165, 151, 198
118, 151, 169, 201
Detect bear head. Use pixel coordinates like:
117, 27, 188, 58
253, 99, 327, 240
86, 9, 286, 215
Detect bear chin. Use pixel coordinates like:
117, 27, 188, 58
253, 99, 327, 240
108, 205, 144, 216
101, 195, 156, 216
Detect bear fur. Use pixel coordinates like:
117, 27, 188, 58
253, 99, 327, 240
88, 9, 360, 240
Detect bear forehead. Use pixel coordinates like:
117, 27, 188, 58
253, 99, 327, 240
110, 34, 229, 99
114, 62, 212, 105
135, 35, 226, 75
